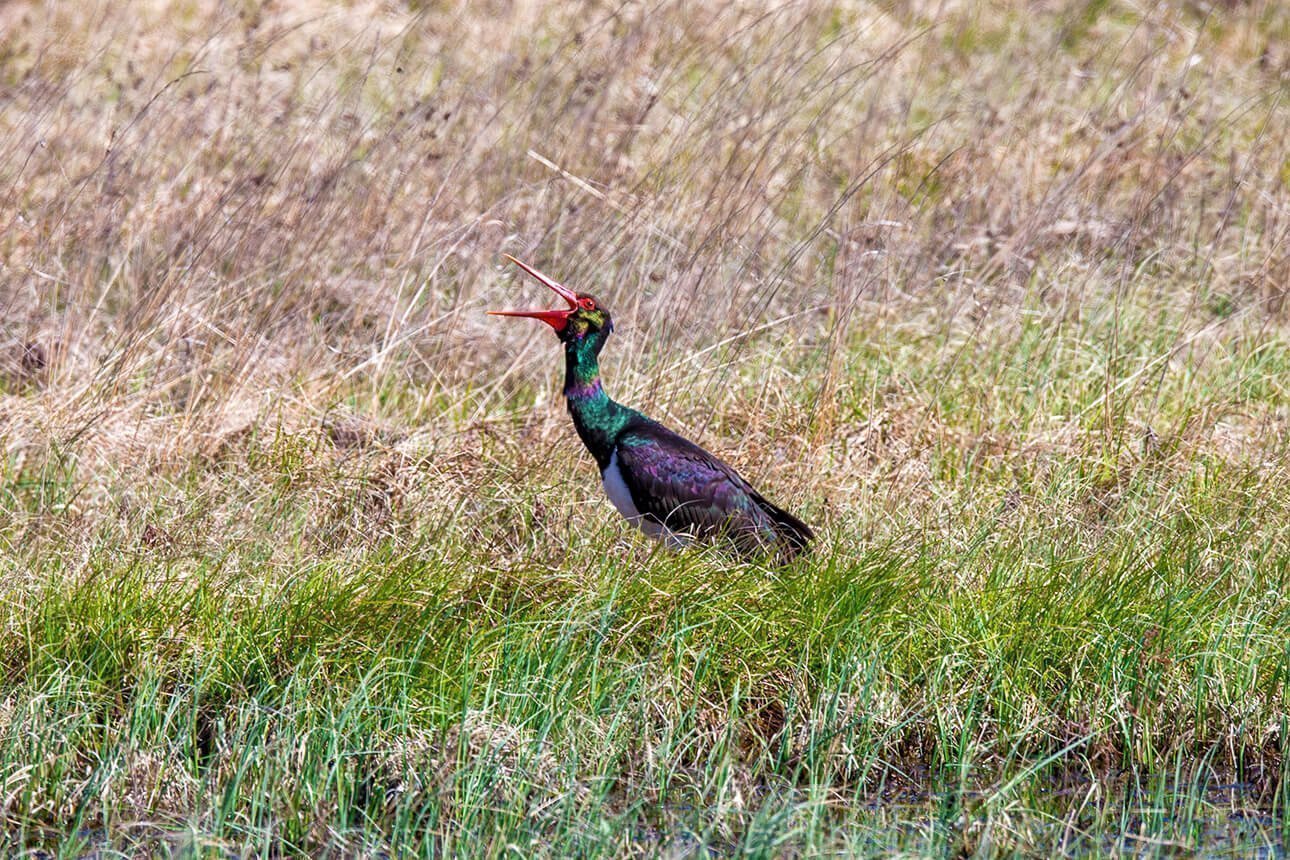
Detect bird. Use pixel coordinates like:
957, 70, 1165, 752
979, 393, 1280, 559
490, 254, 813, 562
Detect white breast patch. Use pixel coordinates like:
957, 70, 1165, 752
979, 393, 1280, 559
601, 450, 641, 520
601, 449, 689, 547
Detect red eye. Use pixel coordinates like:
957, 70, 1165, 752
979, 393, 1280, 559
579, 298, 596, 310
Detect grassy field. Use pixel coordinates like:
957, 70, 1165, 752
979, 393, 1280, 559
2, 0, 1288, 855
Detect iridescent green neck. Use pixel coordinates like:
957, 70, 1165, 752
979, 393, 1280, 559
563, 331, 631, 468
563, 333, 605, 399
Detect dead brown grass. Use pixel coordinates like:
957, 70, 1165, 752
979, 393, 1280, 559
0, 0, 1285, 551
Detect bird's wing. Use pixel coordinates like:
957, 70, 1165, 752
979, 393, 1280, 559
613, 419, 810, 556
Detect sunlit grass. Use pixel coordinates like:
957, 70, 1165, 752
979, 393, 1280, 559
1, 0, 1287, 855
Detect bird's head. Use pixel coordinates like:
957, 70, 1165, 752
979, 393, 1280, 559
489, 255, 613, 345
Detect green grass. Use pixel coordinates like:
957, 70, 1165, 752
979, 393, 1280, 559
3, 303, 1286, 855
5, 524, 1284, 855
2, 0, 1288, 855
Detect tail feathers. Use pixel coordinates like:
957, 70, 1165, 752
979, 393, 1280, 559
753, 494, 814, 559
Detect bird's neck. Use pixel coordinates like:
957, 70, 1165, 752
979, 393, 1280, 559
564, 335, 630, 469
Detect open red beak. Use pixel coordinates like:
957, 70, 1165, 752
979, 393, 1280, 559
488, 254, 579, 332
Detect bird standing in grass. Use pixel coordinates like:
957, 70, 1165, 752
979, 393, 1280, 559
491, 254, 813, 561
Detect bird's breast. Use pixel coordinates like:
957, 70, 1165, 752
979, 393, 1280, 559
601, 449, 643, 521
601, 449, 687, 546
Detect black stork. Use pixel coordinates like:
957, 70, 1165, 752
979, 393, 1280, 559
490, 254, 813, 562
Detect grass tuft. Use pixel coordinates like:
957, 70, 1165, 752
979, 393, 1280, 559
1, 0, 1287, 854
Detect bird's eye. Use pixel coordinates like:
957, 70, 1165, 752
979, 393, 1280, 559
579, 298, 596, 310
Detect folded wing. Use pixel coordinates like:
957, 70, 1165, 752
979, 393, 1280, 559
613, 419, 813, 559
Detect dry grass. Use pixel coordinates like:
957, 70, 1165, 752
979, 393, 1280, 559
1, 0, 1288, 855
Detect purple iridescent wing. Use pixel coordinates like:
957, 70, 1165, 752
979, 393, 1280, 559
613, 419, 812, 558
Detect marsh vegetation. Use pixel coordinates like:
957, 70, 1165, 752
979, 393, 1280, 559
1, 0, 1287, 855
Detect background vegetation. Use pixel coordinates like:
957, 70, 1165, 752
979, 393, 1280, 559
1, 0, 1287, 855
